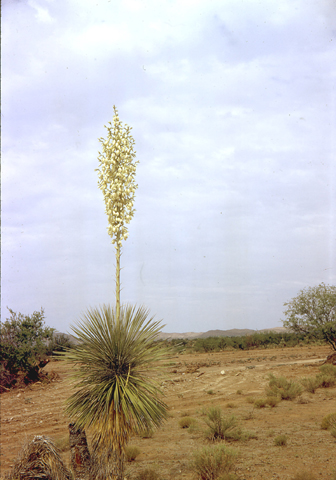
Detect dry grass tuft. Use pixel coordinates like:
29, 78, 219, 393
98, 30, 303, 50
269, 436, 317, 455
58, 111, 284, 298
7, 435, 71, 480
266, 374, 303, 400
321, 412, 336, 431
254, 398, 267, 408
178, 417, 197, 429
274, 434, 287, 446
190, 444, 238, 480
125, 445, 141, 462
300, 377, 321, 394
225, 402, 237, 409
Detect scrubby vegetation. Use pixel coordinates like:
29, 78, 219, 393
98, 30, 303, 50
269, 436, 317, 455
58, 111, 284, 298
0, 308, 55, 391
190, 444, 238, 480
274, 434, 288, 446
178, 417, 197, 429
204, 407, 256, 442
266, 374, 303, 400
125, 445, 141, 462
160, 330, 327, 354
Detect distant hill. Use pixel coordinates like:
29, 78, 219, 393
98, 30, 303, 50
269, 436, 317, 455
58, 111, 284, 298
158, 327, 288, 340
55, 327, 288, 343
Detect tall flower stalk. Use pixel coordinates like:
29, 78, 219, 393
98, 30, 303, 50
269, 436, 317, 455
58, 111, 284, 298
96, 106, 138, 322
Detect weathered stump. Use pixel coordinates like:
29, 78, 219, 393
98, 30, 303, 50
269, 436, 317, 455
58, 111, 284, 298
69, 423, 91, 480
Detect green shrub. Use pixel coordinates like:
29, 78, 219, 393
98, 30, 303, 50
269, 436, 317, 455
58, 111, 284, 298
138, 428, 154, 438
125, 445, 141, 462
316, 374, 336, 388
274, 434, 287, 446
179, 417, 196, 429
204, 408, 240, 442
190, 444, 238, 480
246, 397, 255, 404
266, 396, 280, 407
134, 468, 160, 480
300, 377, 321, 394
319, 364, 336, 377
254, 398, 267, 409
207, 389, 215, 395
266, 374, 303, 400
321, 412, 336, 430
0, 308, 54, 390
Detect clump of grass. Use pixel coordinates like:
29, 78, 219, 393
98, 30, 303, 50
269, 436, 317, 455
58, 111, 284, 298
254, 398, 267, 409
190, 444, 238, 480
300, 377, 321, 394
206, 389, 215, 395
319, 364, 336, 377
292, 472, 317, 480
134, 468, 161, 480
236, 389, 243, 395
225, 402, 237, 409
179, 417, 197, 429
266, 374, 303, 400
266, 396, 280, 407
204, 407, 254, 442
138, 428, 154, 439
321, 412, 336, 430
274, 434, 287, 446
316, 374, 336, 388
125, 445, 141, 462
204, 408, 240, 441
246, 396, 255, 404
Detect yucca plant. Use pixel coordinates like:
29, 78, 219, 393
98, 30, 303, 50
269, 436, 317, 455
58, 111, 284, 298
63, 304, 168, 480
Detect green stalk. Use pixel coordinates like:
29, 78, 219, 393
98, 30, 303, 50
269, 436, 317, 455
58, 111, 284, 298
116, 241, 121, 325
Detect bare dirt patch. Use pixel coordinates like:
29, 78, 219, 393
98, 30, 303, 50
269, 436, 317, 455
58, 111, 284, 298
1, 345, 336, 479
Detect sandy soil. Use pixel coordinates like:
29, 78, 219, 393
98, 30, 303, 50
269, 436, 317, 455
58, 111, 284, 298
1, 344, 336, 479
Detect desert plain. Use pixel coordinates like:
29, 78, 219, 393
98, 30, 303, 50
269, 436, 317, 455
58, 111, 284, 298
1, 344, 335, 479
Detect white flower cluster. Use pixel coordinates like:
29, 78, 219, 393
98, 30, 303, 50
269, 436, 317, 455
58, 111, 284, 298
96, 106, 138, 247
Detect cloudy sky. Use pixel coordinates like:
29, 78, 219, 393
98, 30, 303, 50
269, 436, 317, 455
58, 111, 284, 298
2, 0, 336, 334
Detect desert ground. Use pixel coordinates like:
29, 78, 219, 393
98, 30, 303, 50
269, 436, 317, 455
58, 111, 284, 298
1, 344, 336, 479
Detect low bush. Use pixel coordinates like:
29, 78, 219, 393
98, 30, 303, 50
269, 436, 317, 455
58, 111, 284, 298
179, 417, 197, 429
316, 374, 336, 388
204, 408, 240, 442
138, 428, 154, 439
125, 445, 141, 462
266, 374, 303, 400
266, 396, 280, 407
300, 377, 321, 394
190, 444, 238, 480
254, 398, 267, 409
319, 364, 336, 377
0, 308, 54, 391
321, 412, 336, 430
274, 434, 287, 446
